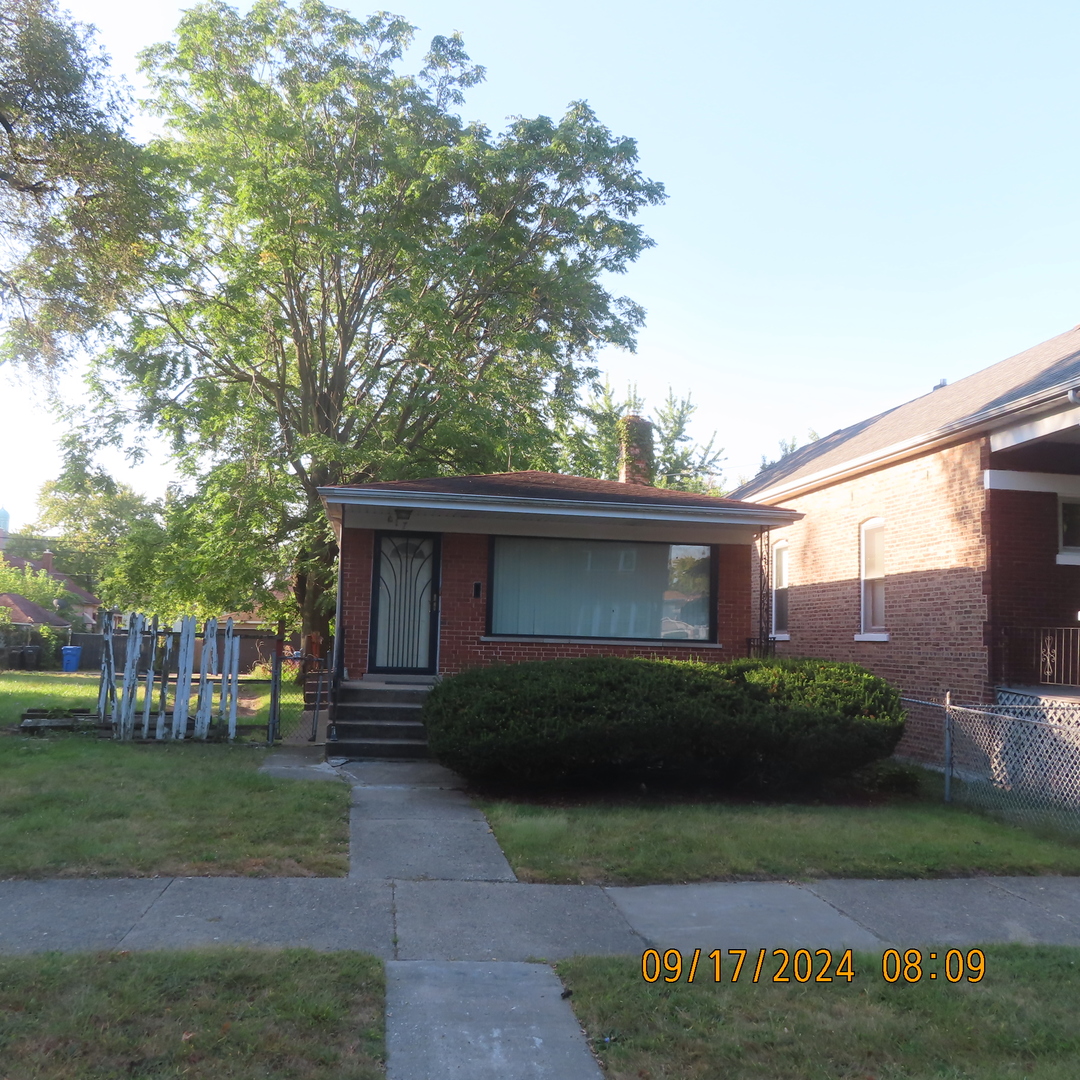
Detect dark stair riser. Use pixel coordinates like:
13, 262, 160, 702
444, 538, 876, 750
335, 703, 425, 725
334, 719, 426, 740
328, 739, 429, 760
337, 687, 431, 706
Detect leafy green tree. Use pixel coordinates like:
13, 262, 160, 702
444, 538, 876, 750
0, 558, 68, 608
4, 441, 161, 595
557, 383, 725, 492
82, 0, 664, 637
0, 0, 167, 370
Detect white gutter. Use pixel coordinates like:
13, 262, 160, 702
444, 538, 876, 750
317, 486, 801, 528
746, 382, 1080, 504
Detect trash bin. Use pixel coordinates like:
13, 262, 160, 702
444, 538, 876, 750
61, 645, 82, 672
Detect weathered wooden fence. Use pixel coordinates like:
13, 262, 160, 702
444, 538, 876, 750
98, 615, 243, 741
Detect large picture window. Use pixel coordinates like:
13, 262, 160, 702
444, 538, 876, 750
491, 537, 715, 641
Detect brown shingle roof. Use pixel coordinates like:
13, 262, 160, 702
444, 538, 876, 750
0, 593, 71, 627
324, 471, 761, 509
734, 325, 1080, 499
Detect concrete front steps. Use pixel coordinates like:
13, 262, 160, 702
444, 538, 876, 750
329, 675, 436, 760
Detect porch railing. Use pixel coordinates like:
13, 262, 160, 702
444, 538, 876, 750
999, 627, 1080, 687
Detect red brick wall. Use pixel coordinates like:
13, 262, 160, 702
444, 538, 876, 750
750, 439, 991, 762
988, 488, 1080, 628
339, 527, 373, 678
339, 528, 753, 677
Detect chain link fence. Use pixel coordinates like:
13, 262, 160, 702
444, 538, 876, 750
904, 695, 1080, 836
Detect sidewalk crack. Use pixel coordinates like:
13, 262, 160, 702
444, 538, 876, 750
116, 878, 175, 948
390, 880, 399, 960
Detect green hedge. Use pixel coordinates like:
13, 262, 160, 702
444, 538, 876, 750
422, 656, 905, 788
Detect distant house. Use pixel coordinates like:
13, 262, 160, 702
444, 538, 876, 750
0, 551, 101, 631
732, 324, 1080, 760
0, 592, 71, 630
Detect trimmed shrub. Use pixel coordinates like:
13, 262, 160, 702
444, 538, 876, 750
422, 656, 905, 788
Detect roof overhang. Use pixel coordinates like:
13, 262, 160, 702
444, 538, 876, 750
319, 486, 801, 546
747, 386, 1080, 504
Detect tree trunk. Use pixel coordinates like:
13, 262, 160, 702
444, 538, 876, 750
293, 533, 338, 648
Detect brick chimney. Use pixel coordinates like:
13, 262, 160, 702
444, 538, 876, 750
618, 415, 655, 485
40, 550, 54, 573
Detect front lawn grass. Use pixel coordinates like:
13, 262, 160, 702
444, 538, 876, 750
0, 948, 384, 1079
0, 736, 349, 878
559, 946, 1080, 1079
481, 776, 1080, 884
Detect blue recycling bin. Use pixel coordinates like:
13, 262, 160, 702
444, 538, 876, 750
61, 645, 82, 672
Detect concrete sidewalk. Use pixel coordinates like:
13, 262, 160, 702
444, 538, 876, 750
4, 750, 1080, 1079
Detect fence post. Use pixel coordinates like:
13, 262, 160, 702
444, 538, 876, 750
943, 690, 953, 804
267, 618, 285, 745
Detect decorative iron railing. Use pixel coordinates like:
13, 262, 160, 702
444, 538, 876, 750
999, 627, 1080, 687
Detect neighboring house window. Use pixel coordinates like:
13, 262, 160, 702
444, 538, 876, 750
771, 542, 789, 637
860, 519, 885, 634
1061, 500, 1080, 551
490, 537, 715, 641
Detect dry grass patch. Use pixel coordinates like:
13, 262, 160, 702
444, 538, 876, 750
0, 948, 384, 1079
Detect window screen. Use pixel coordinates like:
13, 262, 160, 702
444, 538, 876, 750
491, 538, 713, 640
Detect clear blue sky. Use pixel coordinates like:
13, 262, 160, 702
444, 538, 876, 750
5, 0, 1080, 528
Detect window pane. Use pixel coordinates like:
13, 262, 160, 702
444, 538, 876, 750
1063, 503, 1080, 549
774, 588, 789, 633
863, 578, 885, 631
492, 538, 712, 640
863, 525, 884, 579
773, 545, 788, 589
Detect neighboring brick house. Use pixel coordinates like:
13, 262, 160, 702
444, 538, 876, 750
320, 471, 798, 684
731, 324, 1080, 760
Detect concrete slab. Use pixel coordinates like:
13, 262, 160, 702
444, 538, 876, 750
341, 760, 465, 788
258, 746, 347, 783
987, 876, 1080, 931
605, 882, 885, 952
0, 879, 170, 954
394, 881, 643, 961
350, 819, 516, 881
351, 785, 485, 821
117, 877, 395, 955
806, 878, 1080, 946
386, 961, 602, 1080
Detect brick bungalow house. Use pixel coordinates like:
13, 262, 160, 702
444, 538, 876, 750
318, 461, 799, 756
731, 324, 1080, 760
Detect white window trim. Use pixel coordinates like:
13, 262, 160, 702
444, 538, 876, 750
860, 517, 885, 635
771, 540, 789, 637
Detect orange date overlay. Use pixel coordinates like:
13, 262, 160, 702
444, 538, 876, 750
641, 948, 987, 984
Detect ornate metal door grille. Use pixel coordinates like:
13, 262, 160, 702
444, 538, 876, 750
372, 535, 438, 672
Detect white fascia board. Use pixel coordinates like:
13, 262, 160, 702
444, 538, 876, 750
317, 486, 801, 529
989, 405, 1080, 451
984, 470, 1080, 497
748, 391, 1080, 504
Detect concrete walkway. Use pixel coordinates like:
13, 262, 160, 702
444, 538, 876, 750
4, 747, 1080, 1078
